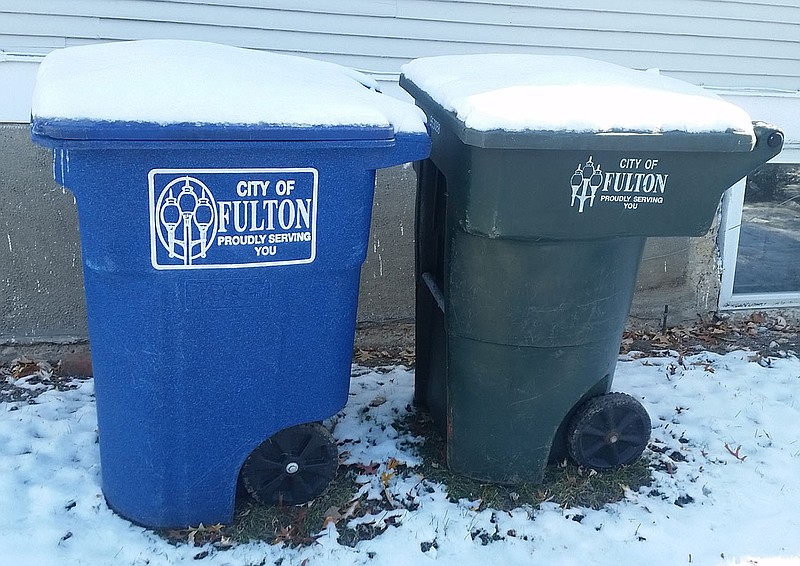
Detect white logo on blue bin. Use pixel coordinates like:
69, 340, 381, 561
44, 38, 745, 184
569, 157, 603, 213
154, 176, 218, 266
149, 168, 318, 270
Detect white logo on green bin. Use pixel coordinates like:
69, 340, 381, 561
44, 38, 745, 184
569, 157, 603, 213
148, 168, 318, 270
154, 176, 218, 266
570, 157, 671, 212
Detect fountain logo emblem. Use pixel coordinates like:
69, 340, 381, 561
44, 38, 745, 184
153, 176, 218, 266
569, 157, 604, 213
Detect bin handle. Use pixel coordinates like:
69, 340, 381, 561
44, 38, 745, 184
422, 272, 445, 312
723, 123, 785, 185
371, 132, 431, 169
751, 122, 784, 157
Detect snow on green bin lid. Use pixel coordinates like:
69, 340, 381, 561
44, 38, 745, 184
32, 40, 427, 138
401, 54, 754, 141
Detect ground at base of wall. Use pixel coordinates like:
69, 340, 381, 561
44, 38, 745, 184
0, 342, 91, 370
2, 312, 796, 391
622, 311, 799, 359
0, 357, 90, 404
353, 320, 415, 364
351, 311, 800, 368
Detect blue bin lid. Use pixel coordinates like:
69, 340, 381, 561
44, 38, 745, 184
31, 40, 426, 143
30, 119, 396, 142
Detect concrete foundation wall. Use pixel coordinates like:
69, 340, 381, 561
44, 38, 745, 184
2, 123, 722, 355
1, 124, 86, 343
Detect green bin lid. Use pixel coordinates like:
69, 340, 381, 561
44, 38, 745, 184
401, 54, 756, 152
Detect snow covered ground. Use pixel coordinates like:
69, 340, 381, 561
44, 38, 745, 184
2, 349, 800, 566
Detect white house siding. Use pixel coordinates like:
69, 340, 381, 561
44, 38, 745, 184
1, 0, 799, 118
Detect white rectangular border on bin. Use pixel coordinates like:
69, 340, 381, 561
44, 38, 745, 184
148, 167, 319, 270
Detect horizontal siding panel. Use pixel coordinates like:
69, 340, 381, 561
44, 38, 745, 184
120, 0, 800, 14
0, 0, 798, 92
0, 0, 397, 20
400, 1, 800, 29
3, 9, 797, 63
6, 1, 800, 43
149, 0, 399, 17
414, 0, 800, 22
427, 7, 800, 41
0, 33, 66, 52
0, 13, 103, 39
150, 0, 800, 21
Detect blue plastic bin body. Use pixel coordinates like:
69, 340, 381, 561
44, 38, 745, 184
31, 121, 429, 528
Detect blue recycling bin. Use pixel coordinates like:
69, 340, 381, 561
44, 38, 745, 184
30, 41, 429, 528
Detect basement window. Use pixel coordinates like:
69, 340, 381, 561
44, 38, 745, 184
719, 153, 800, 309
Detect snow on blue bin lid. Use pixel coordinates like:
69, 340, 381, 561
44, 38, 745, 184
401, 54, 756, 148
31, 40, 427, 142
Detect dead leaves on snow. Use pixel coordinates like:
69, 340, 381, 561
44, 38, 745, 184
622, 312, 798, 356
5, 356, 53, 382
724, 443, 748, 462
380, 457, 399, 487
321, 499, 361, 529
165, 522, 232, 550
354, 347, 415, 366
1, 356, 90, 403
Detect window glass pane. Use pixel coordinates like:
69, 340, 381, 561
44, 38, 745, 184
733, 163, 800, 294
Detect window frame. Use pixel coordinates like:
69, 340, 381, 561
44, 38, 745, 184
718, 147, 800, 310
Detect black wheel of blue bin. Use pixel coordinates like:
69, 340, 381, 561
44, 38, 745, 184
567, 393, 651, 471
241, 423, 338, 506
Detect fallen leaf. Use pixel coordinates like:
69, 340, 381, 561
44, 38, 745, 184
652, 333, 671, 345
274, 525, 296, 544
369, 395, 387, 407
356, 462, 379, 474
11, 361, 41, 380
380, 469, 395, 486
322, 505, 342, 528
355, 349, 375, 362
341, 500, 360, 519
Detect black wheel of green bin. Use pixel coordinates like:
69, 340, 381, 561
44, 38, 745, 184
241, 423, 338, 506
567, 393, 651, 471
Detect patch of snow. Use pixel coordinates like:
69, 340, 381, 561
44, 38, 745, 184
32, 40, 426, 134
2, 351, 800, 564
401, 54, 755, 137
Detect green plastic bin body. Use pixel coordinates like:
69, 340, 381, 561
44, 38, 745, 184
402, 76, 783, 484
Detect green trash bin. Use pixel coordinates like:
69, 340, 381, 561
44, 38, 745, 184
400, 54, 783, 484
